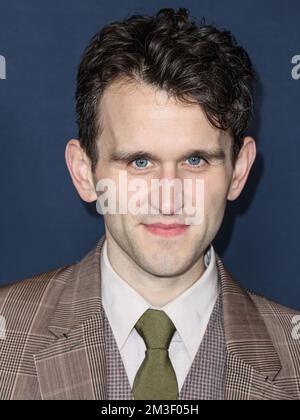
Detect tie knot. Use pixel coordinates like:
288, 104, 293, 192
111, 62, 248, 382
135, 309, 176, 350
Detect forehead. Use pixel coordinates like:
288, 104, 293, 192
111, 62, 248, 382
98, 78, 229, 154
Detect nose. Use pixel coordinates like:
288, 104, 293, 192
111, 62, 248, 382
150, 164, 184, 216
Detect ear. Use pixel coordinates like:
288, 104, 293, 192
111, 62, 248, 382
65, 139, 98, 202
227, 136, 256, 201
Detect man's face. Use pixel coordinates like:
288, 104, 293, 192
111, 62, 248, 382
94, 79, 236, 277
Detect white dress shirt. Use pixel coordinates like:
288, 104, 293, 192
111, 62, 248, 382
101, 239, 219, 392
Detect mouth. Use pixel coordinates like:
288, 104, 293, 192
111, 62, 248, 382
142, 223, 190, 238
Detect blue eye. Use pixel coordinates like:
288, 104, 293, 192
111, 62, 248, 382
132, 158, 149, 169
186, 156, 204, 166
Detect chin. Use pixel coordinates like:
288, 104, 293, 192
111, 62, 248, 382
140, 257, 189, 277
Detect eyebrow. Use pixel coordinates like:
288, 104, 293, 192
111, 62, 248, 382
108, 148, 226, 164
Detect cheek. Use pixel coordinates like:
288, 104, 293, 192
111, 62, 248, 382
203, 176, 229, 218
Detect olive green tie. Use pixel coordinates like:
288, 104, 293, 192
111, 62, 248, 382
132, 309, 179, 400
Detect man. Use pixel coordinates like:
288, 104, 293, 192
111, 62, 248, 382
0, 7, 300, 400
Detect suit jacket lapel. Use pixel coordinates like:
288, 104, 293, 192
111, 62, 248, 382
216, 255, 293, 400
34, 236, 107, 400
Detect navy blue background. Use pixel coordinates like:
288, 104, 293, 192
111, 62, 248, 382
0, 1, 299, 309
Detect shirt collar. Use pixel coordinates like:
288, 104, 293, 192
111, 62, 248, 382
101, 239, 218, 360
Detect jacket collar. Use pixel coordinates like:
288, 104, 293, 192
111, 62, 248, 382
47, 235, 106, 338
216, 255, 281, 380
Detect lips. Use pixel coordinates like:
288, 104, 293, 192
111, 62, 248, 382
142, 223, 189, 237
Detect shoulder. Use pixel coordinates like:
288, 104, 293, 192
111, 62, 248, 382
0, 264, 75, 328
247, 289, 300, 363
248, 288, 300, 320
0, 264, 74, 298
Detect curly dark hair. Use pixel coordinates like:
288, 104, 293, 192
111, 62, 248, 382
76, 7, 256, 172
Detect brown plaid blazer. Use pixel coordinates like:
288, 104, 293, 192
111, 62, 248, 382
1, 234, 300, 400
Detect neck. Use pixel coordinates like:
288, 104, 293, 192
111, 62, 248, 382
105, 234, 206, 308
